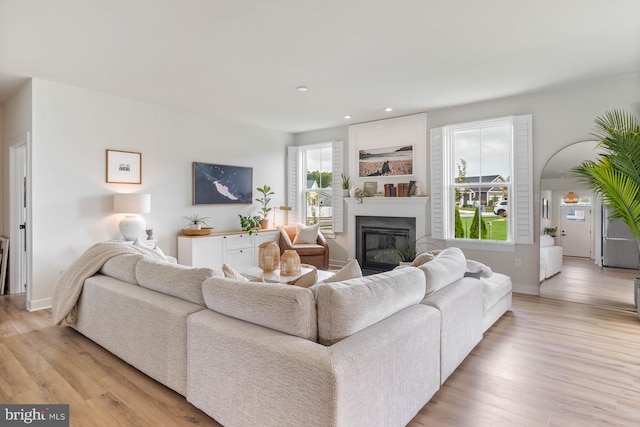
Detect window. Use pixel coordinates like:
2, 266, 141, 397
431, 115, 532, 247
287, 141, 343, 233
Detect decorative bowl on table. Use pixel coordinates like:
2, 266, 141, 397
181, 227, 214, 236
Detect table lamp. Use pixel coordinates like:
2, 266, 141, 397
114, 193, 151, 241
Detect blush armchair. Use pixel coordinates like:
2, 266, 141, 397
277, 225, 329, 270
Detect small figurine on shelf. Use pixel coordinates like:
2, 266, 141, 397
146, 228, 154, 240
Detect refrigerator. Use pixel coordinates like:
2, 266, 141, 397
602, 207, 640, 269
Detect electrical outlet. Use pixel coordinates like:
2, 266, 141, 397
515, 258, 522, 268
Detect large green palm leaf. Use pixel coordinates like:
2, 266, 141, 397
572, 110, 640, 246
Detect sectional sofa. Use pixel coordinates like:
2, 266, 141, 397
65, 245, 511, 427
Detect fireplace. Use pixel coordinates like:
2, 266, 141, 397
356, 216, 416, 275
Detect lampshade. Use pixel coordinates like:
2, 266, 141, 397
114, 193, 151, 214
563, 192, 579, 204
114, 193, 151, 241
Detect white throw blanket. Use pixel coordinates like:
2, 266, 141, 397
51, 241, 165, 325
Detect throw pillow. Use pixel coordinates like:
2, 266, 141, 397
293, 222, 320, 245
411, 249, 443, 267
321, 259, 363, 283
222, 264, 248, 281
288, 265, 318, 288
465, 259, 493, 278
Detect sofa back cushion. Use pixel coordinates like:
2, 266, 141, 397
315, 267, 426, 346
418, 247, 466, 296
135, 258, 215, 305
99, 253, 145, 285
202, 277, 318, 341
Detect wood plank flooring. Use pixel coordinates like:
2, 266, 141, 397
2, 277, 640, 426
540, 256, 637, 311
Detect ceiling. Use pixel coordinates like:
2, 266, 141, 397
1, 0, 639, 133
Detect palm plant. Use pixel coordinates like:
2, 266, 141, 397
572, 109, 640, 274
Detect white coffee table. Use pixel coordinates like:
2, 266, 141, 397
239, 266, 334, 284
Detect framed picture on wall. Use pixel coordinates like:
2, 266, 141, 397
193, 162, 253, 205
358, 145, 414, 177
106, 149, 142, 184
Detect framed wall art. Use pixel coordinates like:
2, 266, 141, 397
106, 149, 142, 184
193, 162, 253, 205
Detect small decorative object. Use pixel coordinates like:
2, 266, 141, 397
256, 184, 275, 229
238, 214, 261, 235
414, 183, 422, 196
145, 228, 154, 240
183, 213, 210, 230
341, 173, 350, 197
363, 182, 377, 197
354, 188, 366, 203
106, 149, 142, 184
281, 250, 301, 275
563, 191, 579, 203
258, 241, 280, 272
181, 227, 214, 236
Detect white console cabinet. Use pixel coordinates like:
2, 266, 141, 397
177, 230, 279, 270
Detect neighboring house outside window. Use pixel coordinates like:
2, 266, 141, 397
431, 115, 533, 250
287, 141, 344, 233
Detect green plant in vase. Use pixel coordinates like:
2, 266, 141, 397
256, 185, 275, 229
183, 213, 210, 230
238, 214, 262, 235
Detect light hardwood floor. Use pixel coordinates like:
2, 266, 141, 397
2, 280, 639, 426
540, 256, 637, 311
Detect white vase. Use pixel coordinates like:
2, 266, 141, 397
349, 188, 357, 198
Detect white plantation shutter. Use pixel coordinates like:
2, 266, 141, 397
331, 140, 344, 232
512, 114, 533, 244
287, 145, 299, 225
430, 127, 445, 239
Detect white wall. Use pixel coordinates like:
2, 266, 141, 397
294, 72, 640, 294
30, 79, 292, 308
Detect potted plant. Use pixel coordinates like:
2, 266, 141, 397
572, 109, 640, 308
238, 214, 262, 235
256, 184, 275, 229
396, 240, 416, 265
183, 213, 210, 230
354, 188, 366, 203
544, 227, 557, 237
341, 173, 351, 197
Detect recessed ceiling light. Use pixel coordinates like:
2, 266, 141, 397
384, 107, 393, 112
344, 115, 352, 119
296, 86, 308, 92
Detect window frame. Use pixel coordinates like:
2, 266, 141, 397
287, 141, 344, 235
431, 115, 533, 251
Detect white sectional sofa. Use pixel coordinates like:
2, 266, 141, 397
64, 245, 512, 427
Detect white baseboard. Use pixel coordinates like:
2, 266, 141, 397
27, 297, 52, 312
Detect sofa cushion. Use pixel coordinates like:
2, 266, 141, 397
99, 253, 144, 285
288, 265, 318, 288
293, 222, 319, 244
464, 259, 493, 279
202, 277, 318, 341
418, 247, 466, 296
136, 258, 215, 306
315, 267, 426, 346
479, 272, 513, 313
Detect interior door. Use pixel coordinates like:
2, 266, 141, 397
560, 206, 592, 257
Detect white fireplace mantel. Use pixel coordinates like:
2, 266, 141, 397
344, 196, 430, 260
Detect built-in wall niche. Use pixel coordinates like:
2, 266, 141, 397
348, 113, 427, 196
